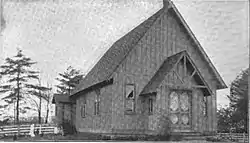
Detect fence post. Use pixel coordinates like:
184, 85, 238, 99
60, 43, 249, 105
39, 124, 42, 135
243, 132, 245, 143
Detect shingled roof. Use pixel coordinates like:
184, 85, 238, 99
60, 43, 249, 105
71, 8, 164, 96
52, 94, 74, 104
71, 0, 226, 97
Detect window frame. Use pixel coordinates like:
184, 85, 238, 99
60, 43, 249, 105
148, 98, 153, 115
94, 89, 101, 115
124, 83, 136, 114
203, 96, 208, 117
81, 96, 87, 118
81, 104, 86, 118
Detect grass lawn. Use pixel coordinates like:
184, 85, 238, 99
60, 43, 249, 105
0, 134, 241, 142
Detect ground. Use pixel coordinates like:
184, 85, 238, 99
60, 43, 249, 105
0, 132, 242, 142
0, 135, 240, 142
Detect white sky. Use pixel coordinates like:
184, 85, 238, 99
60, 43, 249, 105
0, 0, 249, 117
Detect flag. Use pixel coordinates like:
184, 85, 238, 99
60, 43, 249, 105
0, 0, 6, 33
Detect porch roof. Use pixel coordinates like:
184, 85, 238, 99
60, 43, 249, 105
52, 94, 74, 104
141, 51, 183, 95
141, 51, 213, 96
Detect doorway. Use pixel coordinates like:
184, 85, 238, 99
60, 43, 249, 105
169, 89, 192, 132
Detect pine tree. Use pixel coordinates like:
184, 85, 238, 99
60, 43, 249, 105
55, 66, 83, 95
227, 68, 248, 133
0, 49, 39, 126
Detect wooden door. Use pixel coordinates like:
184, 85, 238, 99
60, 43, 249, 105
169, 90, 192, 132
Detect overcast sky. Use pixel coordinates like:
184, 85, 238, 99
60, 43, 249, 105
0, 0, 249, 111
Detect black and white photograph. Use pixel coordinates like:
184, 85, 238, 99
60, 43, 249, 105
0, 0, 249, 142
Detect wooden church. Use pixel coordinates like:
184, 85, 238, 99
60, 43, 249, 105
54, 0, 227, 136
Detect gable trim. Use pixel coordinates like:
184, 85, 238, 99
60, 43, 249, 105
163, 51, 213, 96
168, 0, 227, 89
141, 50, 214, 96
183, 51, 213, 95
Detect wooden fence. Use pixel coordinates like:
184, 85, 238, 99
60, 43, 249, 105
0, 124, 57, 136
217, 133, 249, 143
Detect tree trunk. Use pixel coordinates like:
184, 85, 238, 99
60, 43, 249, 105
45, 103, 49, 124
16, 65, 20, 136
245, 114, 247, 133
45, 99, 49, 124
38, 109, 41, 124
38, 93, 42, 124
38, 79, 42, 124
13, 101, 16, 125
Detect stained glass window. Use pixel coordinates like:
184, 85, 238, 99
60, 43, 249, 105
169, 90, 191, 126
170, 91, 179, 111
203, 97, 207, 116
180, 92, 189, 111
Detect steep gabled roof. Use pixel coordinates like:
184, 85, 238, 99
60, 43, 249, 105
71, 0, 227, 97
167, 0, 227, 89
141, 51, 183, 94
71, 8, 164, 96
141, 50, 213, 96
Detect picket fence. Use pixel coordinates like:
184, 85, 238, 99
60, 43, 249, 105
0, 124, 57, 136
217, 133, 249, 143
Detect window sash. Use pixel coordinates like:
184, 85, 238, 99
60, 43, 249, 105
149, 98, 153, 114
125, 84, 136, 113
81, 104, 86, 118
125, 85, 135, 99
94, 101, 100, 115
125, 99, 135, 112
